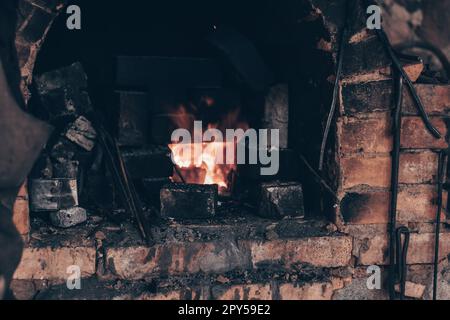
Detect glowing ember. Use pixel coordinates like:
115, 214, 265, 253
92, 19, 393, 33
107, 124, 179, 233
169, 142, 236, 194
167, 96, 247, 196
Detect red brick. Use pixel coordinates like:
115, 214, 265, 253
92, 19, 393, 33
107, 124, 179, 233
356, 233, 388, 266
278, 282, 335, 300
401, 117, 448, 149
399, 152, 440, 185
136, 291, 182, 300
106, 241, 251, 280
341, 82, 450, 116
394, 282, 426, 299
213, 281, 344, 300
107, 237, 352, 280
404, 85, 450, 116
341, 80, 392, 115
338, 115, 447, 154
340, 185, 447, 224
340, 152, 439, 189
9, 280, 39, 301
127, 287, 209, 300
397, 186, 447, 222
14, 246, 96, 281
340, 190, 389, 224
213, 284, 273, 300
404, 63, 425, 83
338, 114, 392, 154
250, 237, 352, 268
407, 233, 450, 264
355, 232, 450, 266
340, 156, 391, 189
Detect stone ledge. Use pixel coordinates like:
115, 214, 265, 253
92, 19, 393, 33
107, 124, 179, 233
14, 246, 96, 281
101, 217, 337, 247
250, 236, 353, 269
105, 236, 352, 280
105, 241, 252, 280
17, 216, 349, 281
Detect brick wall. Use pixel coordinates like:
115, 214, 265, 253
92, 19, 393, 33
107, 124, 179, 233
329, 0, 450, 300
331, 24, 450, 224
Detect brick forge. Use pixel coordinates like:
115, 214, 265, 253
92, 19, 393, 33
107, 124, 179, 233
331, 80, 450, 299
7, 0, 450, 301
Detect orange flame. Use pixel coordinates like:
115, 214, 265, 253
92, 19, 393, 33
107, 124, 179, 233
168, 98, 247, 196
169, 142, 236, 194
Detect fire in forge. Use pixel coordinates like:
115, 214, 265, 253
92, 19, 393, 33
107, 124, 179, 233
0, 0, 450, 304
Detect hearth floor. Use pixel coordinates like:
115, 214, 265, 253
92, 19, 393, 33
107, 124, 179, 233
11, 213, 354, 300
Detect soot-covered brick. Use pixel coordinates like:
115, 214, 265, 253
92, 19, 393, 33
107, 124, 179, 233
160, 183, 218, 219
258, 182, 305, 219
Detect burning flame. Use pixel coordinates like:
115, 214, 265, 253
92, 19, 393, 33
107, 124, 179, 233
168, 99, 247, 195
169, 142, 236, 192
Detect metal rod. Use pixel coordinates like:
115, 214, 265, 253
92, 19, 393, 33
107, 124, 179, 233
363, 0, 442, 300
396, 226, 410, 300
395, 41, 450, 80
362, 0, 441, 138
388, 72, 404, 300
297, 152, 339, 203
374, 29, 441, 139
319, 0, 350, 172
173, 164, 186, 184
96, 124, 152, 245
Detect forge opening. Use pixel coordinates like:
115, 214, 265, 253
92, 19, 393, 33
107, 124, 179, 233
29, 0, 335, 227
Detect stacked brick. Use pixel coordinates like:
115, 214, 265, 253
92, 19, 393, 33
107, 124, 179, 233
337, 77, 450, 294
315, 1, 450, 227
326, 5, 450, 298
304, 1, 450, 299
335, 63, 450, 225
28, 63, 97, 228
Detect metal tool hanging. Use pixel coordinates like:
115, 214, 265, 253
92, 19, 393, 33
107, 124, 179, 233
387, 72, 406, 299
363, 1, 441, 139
319, 0, 350, 172
396, 226, 411, 300
91, 112, 154, 246
360, 0, 443, 300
